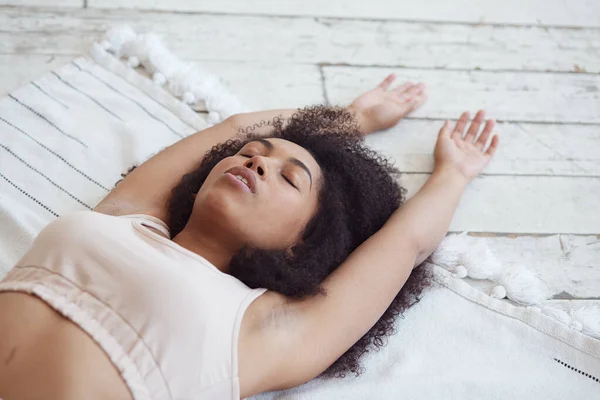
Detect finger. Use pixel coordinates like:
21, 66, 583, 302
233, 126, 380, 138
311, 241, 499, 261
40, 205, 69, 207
485, 135, 500, 158
398, 83, 425, 102
475, 119, 496, 150
438, 120, 452, 138
378, 74, 397, 91
410, 92, 427, 111
398, 92, 427, 116
464, 110, 486, 143
452, 112, 470, 139
391, 81, 414, 94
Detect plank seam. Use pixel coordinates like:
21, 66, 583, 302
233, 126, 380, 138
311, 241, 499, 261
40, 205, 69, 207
400, 172, 600, 179
454, 231, 600, 237
551, 294, 600, 300
0, 52, 596, 75
399, 117, 600, 126
70, 6, 600, 30
319, 63, 600, 76
318, 65, 330, 105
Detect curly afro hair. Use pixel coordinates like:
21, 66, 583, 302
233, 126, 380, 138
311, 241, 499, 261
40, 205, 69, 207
119, 105, 433, 379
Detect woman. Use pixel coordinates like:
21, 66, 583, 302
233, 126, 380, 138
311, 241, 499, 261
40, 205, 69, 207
0, 74, 498, 399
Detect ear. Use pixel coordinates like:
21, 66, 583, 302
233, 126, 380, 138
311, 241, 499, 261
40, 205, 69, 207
285, 239, 304, 257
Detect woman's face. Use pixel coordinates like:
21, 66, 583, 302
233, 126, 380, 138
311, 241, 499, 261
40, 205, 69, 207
191, 138, 322, 251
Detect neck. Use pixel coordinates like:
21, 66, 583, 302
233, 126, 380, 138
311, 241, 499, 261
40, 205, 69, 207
172, 223, 239, 274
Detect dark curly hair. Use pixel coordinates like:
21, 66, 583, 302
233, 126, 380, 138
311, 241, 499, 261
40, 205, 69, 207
119, 105, 433, 379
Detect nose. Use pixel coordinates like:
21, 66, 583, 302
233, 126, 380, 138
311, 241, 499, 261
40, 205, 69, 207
244, 155, 268, 180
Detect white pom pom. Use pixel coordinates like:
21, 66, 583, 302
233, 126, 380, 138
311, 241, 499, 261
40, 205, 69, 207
152, 72, 166, 86
165, 63, 197, 98
459, 238, 504, 280
182, 92, 196, 104
127, 56, 140, 68
148, 46, 181, 77
570, 305, 600, 339
430, 233, 504, 281
430, 233, 467, 269
133, 33, 165, 74
498, 267, 551, 305
208, 111, 221, 124
540, 306, 571, 325
100, 40, 112, 51
105, 25, 137, 55
569, 320, 583, 331
490, 285, 507, 299
452, 265, 468, 279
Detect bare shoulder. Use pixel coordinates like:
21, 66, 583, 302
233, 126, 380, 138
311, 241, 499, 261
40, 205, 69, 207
93, 199, 165, 221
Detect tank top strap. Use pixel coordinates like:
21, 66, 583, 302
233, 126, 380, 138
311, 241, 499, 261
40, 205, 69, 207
118, 214, 171, 239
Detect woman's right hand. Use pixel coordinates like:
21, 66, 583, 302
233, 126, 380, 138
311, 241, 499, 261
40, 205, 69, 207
433, 110, 500, 182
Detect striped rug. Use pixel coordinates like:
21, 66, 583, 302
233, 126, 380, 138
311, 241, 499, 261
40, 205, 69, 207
0, 53, 207, 275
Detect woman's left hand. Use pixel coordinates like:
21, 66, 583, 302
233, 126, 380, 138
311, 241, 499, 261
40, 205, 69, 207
349, 74, 427, 135
433, 110, 499, 182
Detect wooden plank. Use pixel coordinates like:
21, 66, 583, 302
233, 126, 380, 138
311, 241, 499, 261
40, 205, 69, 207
468, 279, 600, 303
401, 174, 600, 234
365, 120, 600, 177
457, 279, 600, 301
87, 0, 600, 28
434, 235, 600, 299
198, 61, 324, 110
1, 8, 599, 73
543, 300, 600, 310
461, 279, 600, 302
323, 66, 600, 123
0, 55, 74, 96
0, 0, 82, 6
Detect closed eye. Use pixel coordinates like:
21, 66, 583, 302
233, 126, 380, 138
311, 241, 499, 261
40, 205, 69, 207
282, 175, 298, 189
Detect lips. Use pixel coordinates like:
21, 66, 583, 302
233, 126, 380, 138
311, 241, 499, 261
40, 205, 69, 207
224, 166, 257, 193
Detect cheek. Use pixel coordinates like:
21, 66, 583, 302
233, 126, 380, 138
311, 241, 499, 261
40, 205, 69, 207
262, 193, 310, 229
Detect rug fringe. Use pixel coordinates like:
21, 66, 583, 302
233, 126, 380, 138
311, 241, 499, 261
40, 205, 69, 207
99, 25, 247, 126
430, 233, 600, 339
430, 232, 550, 305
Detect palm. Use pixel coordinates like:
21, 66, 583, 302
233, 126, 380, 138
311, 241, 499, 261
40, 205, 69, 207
350, 74, 427, 133
434, 111, 500, 181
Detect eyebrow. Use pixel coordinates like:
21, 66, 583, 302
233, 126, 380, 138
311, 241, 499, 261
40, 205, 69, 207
253, 138, 313, 190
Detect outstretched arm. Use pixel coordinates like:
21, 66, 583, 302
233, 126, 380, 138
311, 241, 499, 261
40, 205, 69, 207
253, 112, 499, 392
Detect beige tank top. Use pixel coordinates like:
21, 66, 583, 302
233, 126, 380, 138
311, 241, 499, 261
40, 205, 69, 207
0, 211, 267, 400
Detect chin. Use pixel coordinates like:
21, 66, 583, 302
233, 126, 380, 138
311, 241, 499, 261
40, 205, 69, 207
195, 187, 248, 225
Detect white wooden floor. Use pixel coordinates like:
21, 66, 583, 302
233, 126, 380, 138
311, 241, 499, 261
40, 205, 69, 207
0, 1, 599, 313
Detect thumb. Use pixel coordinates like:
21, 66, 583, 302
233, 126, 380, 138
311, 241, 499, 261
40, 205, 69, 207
438, 120, 451, 138
378, 73, 396, 90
